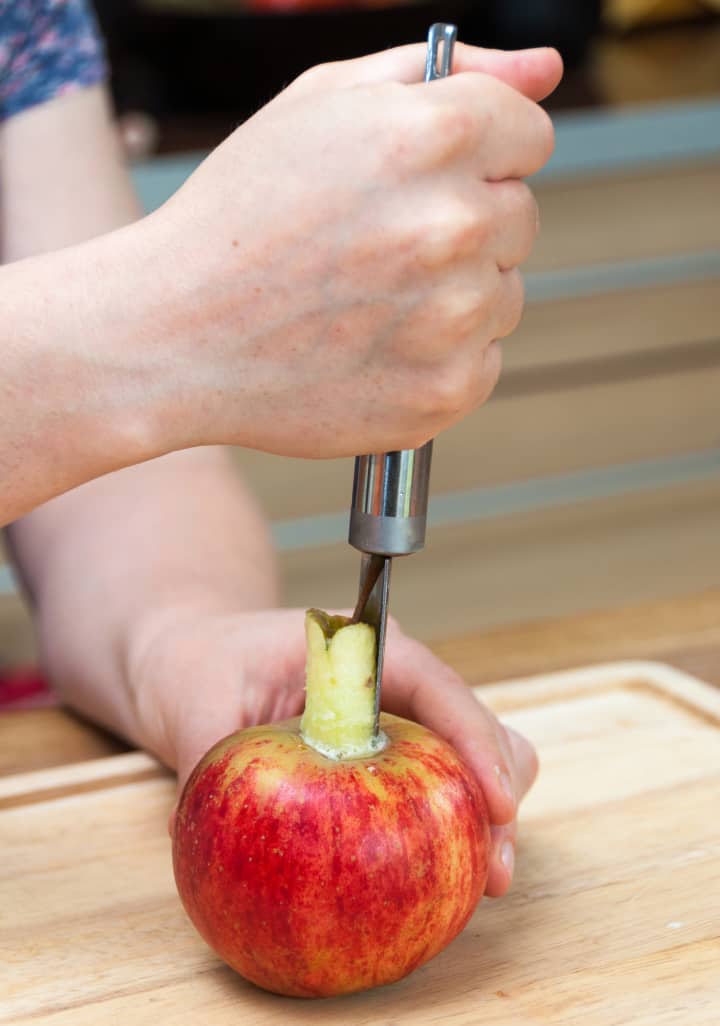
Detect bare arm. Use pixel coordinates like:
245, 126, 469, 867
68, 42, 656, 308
4, 86, 278, 746
0, 90, 166, 524
0, 43, 560, 525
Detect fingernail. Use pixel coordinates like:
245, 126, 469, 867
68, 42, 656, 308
501, 840, 515, 878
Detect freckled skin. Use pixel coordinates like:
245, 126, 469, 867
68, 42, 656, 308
173, 713, 489, 998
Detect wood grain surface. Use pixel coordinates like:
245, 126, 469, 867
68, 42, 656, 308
0, 706, 131, 779
432, 590, 720, 691
2, 662, 719, 1025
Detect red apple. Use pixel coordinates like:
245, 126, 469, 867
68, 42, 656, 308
173, 712, 489, 997
173, 611, 490, 996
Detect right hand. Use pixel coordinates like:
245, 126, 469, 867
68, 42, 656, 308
144, 43, 561, 458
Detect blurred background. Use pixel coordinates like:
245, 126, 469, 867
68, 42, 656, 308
2, 0, 720, 673
88, 0, 719, 152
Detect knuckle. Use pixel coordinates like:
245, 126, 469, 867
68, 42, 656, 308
290, 63, 327, 92
420, 198, 491, 268
443, 285, 493, 338
428, 101, 477, 161
309, 59, 344, 84
386, 98, 476, 173
425, 360, 472, 419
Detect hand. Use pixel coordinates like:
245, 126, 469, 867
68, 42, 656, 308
127, 606, 538, 898
140, 43, 561, 458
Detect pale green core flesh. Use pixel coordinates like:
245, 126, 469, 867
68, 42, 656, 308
299, 609, 388, 760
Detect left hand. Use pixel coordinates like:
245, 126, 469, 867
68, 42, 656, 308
127, 606, 538, 898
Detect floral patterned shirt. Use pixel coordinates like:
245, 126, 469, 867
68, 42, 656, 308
0, 0, 106, 122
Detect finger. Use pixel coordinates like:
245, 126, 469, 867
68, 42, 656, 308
172, 673, 305, 795
169, 665, 258, 792
380, 630, 517, 825
462, 337, 503, 417
291, 43, 562, 102
484, 728, 538, 895
453, 45, 563, 102
505, 724, 540, 802
485, 822, 517, 897
418, 72, 555, 181
488, 179, 540, 271
454, 269, 524, 375
173, 696, 244, 794
492, 267, 525, 341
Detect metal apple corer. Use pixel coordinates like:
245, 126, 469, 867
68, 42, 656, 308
348, 22, 458, 739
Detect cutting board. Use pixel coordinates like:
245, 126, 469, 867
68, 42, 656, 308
2, 661, 719, 1025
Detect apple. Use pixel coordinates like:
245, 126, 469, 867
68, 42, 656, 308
172, 610, 490, 997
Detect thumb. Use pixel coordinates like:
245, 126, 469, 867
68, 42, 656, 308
288, 42, 563, 103
168, 709, 235, 839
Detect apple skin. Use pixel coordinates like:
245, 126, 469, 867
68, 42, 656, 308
173, 712, 490, 998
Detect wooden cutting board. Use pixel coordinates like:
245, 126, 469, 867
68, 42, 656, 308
2, 661, 719, 1025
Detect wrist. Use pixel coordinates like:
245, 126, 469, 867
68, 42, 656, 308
46, 209, 215, 471
1, 223, 174, 523
94, 202, 252, 457
72, 218, 177, 464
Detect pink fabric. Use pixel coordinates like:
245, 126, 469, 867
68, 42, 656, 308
0, 668, 56, 710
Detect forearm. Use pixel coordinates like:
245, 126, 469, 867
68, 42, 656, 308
3, 84, 278, 754
9, 446, 278, 749
0, 229, 169, 524
1, 86, 166, 524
